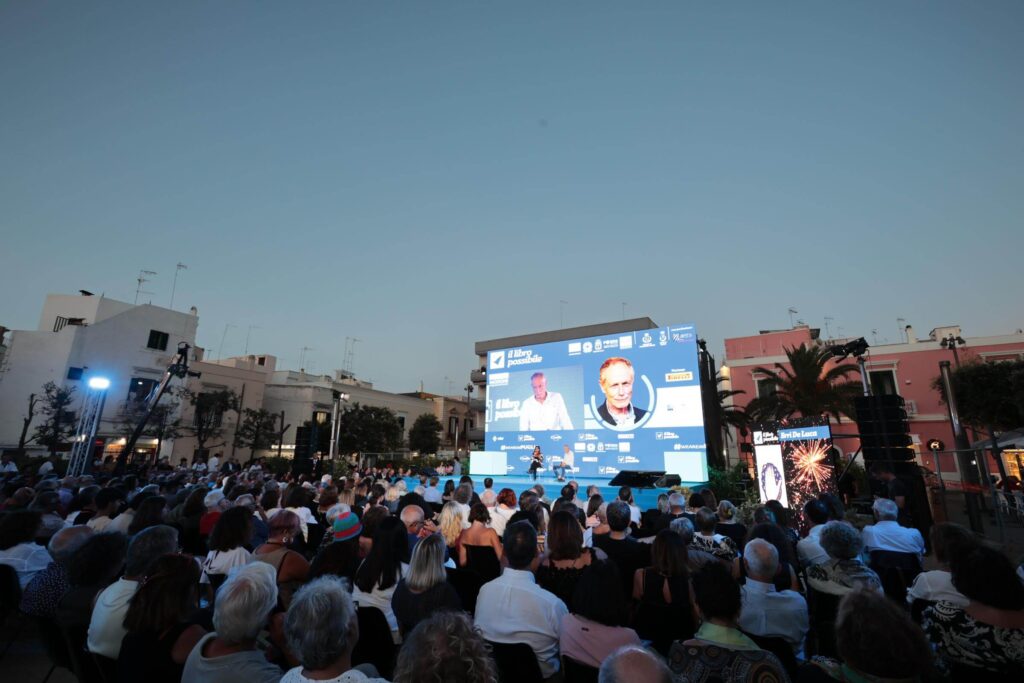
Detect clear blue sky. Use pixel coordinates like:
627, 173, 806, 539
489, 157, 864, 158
2, 2, 1022, 393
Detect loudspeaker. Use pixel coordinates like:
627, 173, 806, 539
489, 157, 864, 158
654, 473, 682, 488
608, 470, 666, 489
854, 395, 914, 462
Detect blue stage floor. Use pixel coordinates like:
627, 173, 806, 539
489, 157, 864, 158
403, 473, 706, 510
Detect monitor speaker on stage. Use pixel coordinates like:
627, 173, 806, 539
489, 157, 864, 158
609, 470, 666, 489
654, 473, 682, 488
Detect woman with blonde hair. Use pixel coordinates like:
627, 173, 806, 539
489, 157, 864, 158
437, 502, 464, 563
714, 500, 747, 548
384, 485, 402, 514
390, 534, 461, 636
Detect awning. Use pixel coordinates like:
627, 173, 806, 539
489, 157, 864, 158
970, 428, 1024, 450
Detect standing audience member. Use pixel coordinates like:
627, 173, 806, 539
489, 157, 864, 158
181, 562, 283, 683
0, 510, 50, 588
800, 589, 937, 682
281, 577, 389, 683
474, 520, 568, 680
807, 522, 881, 596
922, 545, 1024, 675
88, 525, 179, 659
737, 538, 808, 654
19, 525, 93, 618
391, 611, 498, 683
117, 554, 207, 683
390, 534, 461, 636
561, 559, 640, 669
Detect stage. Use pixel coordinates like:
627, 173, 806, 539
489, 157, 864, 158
402, 473, 707, 510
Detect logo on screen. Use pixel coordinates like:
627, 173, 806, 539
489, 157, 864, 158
619, 336, 633, 349
568, 342, 582, 355
594, 339, 603, 352
583, 342, 593, 353
489, 351, 506, 369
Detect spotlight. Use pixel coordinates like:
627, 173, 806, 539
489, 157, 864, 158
88, 377, 111, 390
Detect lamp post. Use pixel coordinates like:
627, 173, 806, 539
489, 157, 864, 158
450, 407, 459, 459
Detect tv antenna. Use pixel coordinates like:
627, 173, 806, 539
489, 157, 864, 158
299, 346, 314, 372
788, 307, 798, 327
824, 316, 835, 339
343, 337, 360, 376
169, 262, 188, 310
897, 318, 907, 343
244, 325, 261, 355
217, 324, 236, 360
135, 269, 157, 304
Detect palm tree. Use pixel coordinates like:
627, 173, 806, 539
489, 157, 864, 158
752, 343, 861, 423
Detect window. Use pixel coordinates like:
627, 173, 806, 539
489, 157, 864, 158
66, 367, 83, 381
127, 377, 159, 402
869, 370, 898, 396
147, 330, 169, 351
257, 356, 267, 366
449, 416, 458, 436
754, 378, 778, 400
194, 394, 225, 428
397, 416, 406, 431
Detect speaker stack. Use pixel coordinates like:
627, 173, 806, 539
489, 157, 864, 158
854, 394, 915, 473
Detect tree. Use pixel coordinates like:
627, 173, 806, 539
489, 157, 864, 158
932, 359, 1024, 432
336, 403, 404, 454
752, 343, 862, 423
234, 408, 279, 462
178, 388, 239, 456
17, 392, 40, 452
113, 396, 182, 460
408, 414, 443, 454
32, 381, 77, 456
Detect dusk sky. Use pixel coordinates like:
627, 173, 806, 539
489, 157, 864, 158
2, 3, 1022, 394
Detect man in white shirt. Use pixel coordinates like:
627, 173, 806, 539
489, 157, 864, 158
797, 499, 831, 568
480, 478, 497, 508
207, 453, 221, 472
0, 453, 18, 474
737, 539, 809, 654
518, 372, 574, 431
89, 525, 178, 659
422, 476, 443, 504
861, 498, 925, 559
475, 521, 568, 679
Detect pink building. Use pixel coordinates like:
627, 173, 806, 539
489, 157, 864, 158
721, 324, 1024, 484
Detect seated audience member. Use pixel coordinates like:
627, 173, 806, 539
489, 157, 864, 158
737, 539, 808, 654
684, 493, 705, 518
282, 576, 389, 683
818, 492, 846, 522
57, 532, 129, 629
391, 533, 461, 636
656, 492, 688, 532
561, 559, 640, 669
714, 500, 747, 548
252, 509, 309, 608
800, 589, 937, 682
235, 494, 269, 548
392, 610, 498, 683
632, 529, 696, 654
87, 487, 127, 532
593, 500, 650, 598
458, 503, 503, 575
357, 505, 388, 559
0, 510, 51, 588
89, 525, 179, 659
741, 523, 801, 592
691, 507, 738, 560
797, 499, 832, 569
587, 496, 608, 537
199, 490, 230, 538
669, 517, 720, 571
182, 562, 283, 683
118, 554, 207, 683
20, 525, 93, 618
599, 644, 672, 683
437, 501, 465, 560
489, 488, 517, 538
202, 506, 254, 585
861, 498, 925, 559
452, 483, 474, 528
398, 504, 429, 557
480, 477, 497, 508
352, 516, 409, 642
643, 493, 670, 531
618, 486, 642, 527
907, 522, 977, 608
807, 522, 882, 596
668, 562, 788, 681
537, 510, 601, 606
474, 520, 568, 679
922, 545, 1024, 675
422, 476, 442, 504
765, 499, 800, 547
30, 491, 67, 540
107, 491, 154, 534
65, 485, 99, 525
127, 495, 167, 536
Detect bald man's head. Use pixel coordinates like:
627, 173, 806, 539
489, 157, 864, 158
400, 504, 425, 532
48, 525, 94, 563
599, 646, 671, 683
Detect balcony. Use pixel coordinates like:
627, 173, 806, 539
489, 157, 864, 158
904, 399, 918, 417
469, 398, 486, 413
470, 369, 487, 384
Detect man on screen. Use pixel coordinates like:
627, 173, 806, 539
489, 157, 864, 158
597, 357, 647, 428
519, 372, 574, 431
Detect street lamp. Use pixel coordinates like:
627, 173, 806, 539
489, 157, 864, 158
940, 334, 967, 367
69, 376, 112, 476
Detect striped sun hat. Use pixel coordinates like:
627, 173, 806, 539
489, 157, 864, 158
332, 511, 363, 542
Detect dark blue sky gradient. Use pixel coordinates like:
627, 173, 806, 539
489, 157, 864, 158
2, 2, 1022, 391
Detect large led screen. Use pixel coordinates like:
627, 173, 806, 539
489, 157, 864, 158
483, 323, 707, 481
753, 418, 836, 513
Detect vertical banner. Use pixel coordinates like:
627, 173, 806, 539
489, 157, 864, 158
753, 417, 836, 513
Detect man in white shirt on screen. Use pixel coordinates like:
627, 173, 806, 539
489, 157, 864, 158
518, 372, 574, 431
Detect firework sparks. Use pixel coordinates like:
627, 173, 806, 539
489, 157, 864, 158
789, 439, 832, 492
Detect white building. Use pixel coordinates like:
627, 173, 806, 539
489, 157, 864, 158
0, 293, 199, 459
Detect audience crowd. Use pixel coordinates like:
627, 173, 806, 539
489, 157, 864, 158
1, 456, 1023, 683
